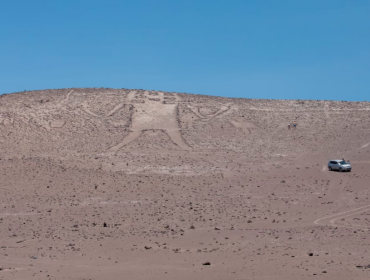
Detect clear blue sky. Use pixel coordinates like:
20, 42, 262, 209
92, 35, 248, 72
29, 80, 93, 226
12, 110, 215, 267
1, 0, 369, 101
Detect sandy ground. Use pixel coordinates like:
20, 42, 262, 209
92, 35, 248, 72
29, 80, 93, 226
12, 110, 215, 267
0, 88, 370, 279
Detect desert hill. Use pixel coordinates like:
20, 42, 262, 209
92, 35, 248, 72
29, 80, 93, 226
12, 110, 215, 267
0, 88, 370, 279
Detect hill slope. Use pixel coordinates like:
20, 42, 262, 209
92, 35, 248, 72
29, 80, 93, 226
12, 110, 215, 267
1, 88, 370, 279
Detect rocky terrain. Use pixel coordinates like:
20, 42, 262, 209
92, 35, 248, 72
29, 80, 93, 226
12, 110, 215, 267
0, 88, 369, 279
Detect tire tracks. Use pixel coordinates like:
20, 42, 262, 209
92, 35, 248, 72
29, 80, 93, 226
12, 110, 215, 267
315, 167, 370, 230
314, 205, 370, 230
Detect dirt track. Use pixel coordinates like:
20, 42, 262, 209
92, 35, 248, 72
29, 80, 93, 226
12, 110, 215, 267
0, 88, 370, 279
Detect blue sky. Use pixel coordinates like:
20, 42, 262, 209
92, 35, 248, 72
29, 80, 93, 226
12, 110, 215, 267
0, 0, 369, 101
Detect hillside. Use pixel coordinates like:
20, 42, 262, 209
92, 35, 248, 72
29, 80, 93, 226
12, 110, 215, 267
1, 88, 370, 279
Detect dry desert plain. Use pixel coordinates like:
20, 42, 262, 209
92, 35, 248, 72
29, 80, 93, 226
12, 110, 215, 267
0, 88, 370, 280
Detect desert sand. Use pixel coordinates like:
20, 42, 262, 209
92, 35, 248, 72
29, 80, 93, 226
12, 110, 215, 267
0, 88, 369, 279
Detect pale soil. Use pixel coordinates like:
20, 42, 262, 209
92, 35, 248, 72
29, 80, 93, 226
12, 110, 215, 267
0, 88, 370, 279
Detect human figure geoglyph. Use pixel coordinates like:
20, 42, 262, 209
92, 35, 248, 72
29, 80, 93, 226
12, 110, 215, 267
107, 91, 192, 152
63, 90, 235, 151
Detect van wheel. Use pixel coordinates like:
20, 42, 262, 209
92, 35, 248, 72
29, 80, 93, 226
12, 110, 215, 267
340, 168, 343, 172
328, 166, 332, 171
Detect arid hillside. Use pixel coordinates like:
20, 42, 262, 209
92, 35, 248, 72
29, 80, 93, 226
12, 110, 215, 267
1, 88, 370, 280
